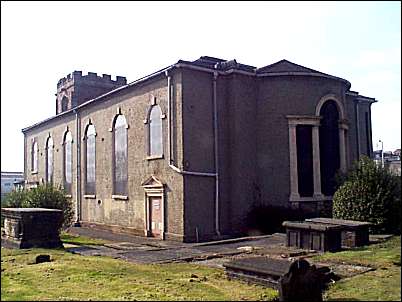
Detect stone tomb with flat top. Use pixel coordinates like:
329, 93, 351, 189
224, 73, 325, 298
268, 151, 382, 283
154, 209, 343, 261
1, 208, 63, 249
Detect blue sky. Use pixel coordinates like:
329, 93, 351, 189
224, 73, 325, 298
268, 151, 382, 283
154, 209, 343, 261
1, 1, 401, 172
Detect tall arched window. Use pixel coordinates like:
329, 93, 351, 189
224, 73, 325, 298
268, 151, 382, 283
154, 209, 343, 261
113, 114, 128, 196
319, 100, 340, 196
31, 140, 38, 172
85, 124, 96, 195
63, 131, 73, 194
149, 105, 163, 156
46, 136, 54, 184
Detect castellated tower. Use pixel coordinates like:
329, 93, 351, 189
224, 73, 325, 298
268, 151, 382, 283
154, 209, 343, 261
56, 71, 127, 114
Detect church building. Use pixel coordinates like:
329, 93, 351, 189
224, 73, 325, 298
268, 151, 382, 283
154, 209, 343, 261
22, 56, 376, 242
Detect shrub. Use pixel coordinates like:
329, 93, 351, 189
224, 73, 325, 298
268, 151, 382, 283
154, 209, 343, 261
333, 156, 401, 234
25, 184, 74, 229
1, 188, 29, 227
1, 184, 74, 230
2, 187, 29, 208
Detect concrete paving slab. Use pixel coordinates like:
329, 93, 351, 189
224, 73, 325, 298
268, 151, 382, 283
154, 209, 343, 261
117, 248, 206, 264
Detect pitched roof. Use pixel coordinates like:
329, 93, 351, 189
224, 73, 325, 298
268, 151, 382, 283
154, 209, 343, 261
257, 59, 326, 75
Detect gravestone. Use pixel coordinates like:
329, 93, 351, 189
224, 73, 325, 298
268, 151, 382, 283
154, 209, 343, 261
223, 257, 325, 301
1, 208, 63, 249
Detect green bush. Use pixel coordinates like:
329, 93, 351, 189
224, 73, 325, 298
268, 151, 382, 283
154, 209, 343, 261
1, 184, 74, 229
2, 188, 29, 208
333, 156, 401, 234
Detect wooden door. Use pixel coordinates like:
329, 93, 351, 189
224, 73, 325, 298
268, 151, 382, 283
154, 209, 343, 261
149, 196, 162, 237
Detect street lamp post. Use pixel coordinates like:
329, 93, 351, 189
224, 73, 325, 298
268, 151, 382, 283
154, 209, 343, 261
379, 139, 384, 168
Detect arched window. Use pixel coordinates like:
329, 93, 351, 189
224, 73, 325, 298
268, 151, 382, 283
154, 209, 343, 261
149, 105, 163, 156
31, 140, 38, 172
46, 136, 54, 184
113, 114, 128, 196
85, 124, 96, 195
63, 131, 73, 194
61, 96, 69, 112
319, 100, 340, 196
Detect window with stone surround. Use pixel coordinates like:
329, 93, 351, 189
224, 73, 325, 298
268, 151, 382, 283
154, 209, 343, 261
31, 140, 38, 172
63, 131, 73, 194
149, 105, 163, 157
113, 114, 128, 196
45, 136, 54, 184
85, 124, 96, 195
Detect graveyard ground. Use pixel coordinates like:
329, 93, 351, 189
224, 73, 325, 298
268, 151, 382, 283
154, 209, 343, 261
1, 234, 400, 301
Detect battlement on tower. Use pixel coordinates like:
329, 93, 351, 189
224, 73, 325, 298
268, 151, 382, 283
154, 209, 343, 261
56, 71, 127, 115
57, 71, 126, 89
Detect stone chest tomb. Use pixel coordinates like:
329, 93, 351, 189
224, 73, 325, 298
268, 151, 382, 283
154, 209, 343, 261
1, 208, 63, 248
305, 218, 371, 248
282, 220, 343, 252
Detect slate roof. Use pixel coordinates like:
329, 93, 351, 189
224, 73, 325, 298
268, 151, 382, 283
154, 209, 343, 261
178, 56, 257, 73
257, 59, 328, 75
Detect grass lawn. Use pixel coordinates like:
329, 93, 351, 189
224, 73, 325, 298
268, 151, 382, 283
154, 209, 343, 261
60, 232, 111, 246
1, 239, 278, 301
314, 235, 401, 301
1, 234, 400, 301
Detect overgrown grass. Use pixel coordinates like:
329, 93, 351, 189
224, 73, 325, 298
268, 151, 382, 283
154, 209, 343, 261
1, 247, 278, 301
313, 236, 401, 301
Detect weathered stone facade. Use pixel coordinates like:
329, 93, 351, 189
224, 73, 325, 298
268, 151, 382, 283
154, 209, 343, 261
22, 56, 376, 242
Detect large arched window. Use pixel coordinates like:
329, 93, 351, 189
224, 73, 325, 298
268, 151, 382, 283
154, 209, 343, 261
31, 140, 38, 172
63, 131, 73, 194
113, 114, 128, 196
149, 105, 163, 156
85, 124, 96, 195
45, 136, 54, 184
319, 100, 340, 196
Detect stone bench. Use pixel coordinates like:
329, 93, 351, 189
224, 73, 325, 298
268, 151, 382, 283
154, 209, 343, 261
223, 256, 326, 301
282, 221, 343, 252
305, 218, 371, 248
1, 208, 63, 249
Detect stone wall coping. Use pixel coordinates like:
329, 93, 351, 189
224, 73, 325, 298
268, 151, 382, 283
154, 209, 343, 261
282, 221, 344, 231
2, 208, 62, 213
305, 218, 372, 227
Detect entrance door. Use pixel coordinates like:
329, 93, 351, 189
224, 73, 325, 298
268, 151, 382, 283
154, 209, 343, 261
149, 196, 162, 237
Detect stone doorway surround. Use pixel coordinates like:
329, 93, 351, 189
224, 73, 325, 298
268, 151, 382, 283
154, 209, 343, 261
141, 175, 165, 240
286, 94, 348, 207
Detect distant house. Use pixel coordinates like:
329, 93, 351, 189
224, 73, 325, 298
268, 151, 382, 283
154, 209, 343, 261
1, 171, 24, 201
373, 149, 401, 175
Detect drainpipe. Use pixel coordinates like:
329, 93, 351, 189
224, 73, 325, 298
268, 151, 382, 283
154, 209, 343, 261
165, 69, 220, 236
73, 108, 81, 225
212, 71, 221, 236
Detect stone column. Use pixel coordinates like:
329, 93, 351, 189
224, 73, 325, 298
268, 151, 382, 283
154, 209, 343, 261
312, 125, 323, 198
339, 121, 348, 172
288, 124, 300, 200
